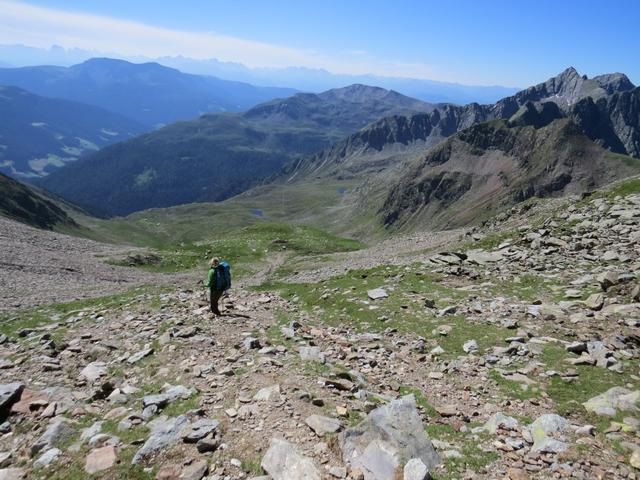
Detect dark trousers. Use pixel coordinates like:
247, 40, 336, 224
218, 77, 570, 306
210, 288, 223, 315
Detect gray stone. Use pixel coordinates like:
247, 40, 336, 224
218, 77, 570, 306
253, 385, 282, 403
0, 360, 14, 370
0, 468, 26, 480
127, 348, 153, 364
181, 418, 219, 443
328, 465, 347, 478
31, 417, 76, 455
463, 340, 478, 354
584, 293, 605, 310
596, 271, 619, 291
403, 458, 430, 480
0, 452, 11, 469
305, 415, 341, 436
339, 395, 440, 480
179, 460, 208, 480
80, 421, 103, 443
142, 385, 194, 409
261, 438, 320, 480
299, 346, 326, 364
33, 448, 62, 468
484, 412, 519, 434
132, 415, 189, 464
583, 387, 640, 416
367, 288, 389, 300
80, 362, 107, 383
84, 445, 117, 474
0, 384, 23, 422
466, 249, 504, 265
529, 414, 569, 453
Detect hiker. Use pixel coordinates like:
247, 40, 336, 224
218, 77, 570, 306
204, 257, 231, 316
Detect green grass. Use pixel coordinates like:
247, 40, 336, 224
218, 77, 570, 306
488, 369, 539, 401
539, 344, 639, 421
490, 273, 561, 303
102, 418, 150, 445
399, 386, 438, 418
261, 264, 513, 358
241, 458, 264, 475
460, 228, 516, 251
161, 396, 201, 417
37, 447, 155, 480
110, 222, 364, 275
265, 310, 296, 349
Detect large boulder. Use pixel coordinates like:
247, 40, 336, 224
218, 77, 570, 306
583, 387, 640, 416
0, 383, 24, 421
529, 414, 570, 453
261, 438, 320, 480
132, 415, 189, 464
339, 395, 440, 480
31, 418, 76, 456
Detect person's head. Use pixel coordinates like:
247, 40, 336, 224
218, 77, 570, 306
210, 257, 220, 268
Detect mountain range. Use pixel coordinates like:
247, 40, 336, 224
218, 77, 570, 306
39, 85, 435, 216
4, 64, 640, 238
286, 68, 639, 182
0, 85, 145, 178
0, 58, 297, 127
0, 44, 520, 104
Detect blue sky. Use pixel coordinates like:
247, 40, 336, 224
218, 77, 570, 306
1, 0, 638, 87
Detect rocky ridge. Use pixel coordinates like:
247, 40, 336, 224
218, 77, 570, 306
284, 68, 639, 183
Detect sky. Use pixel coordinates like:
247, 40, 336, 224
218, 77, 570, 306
0, 0, 638, 87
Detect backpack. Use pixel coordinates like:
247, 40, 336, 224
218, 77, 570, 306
216, 262, 231, 291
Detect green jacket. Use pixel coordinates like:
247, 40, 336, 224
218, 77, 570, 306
204, 268, 215, 289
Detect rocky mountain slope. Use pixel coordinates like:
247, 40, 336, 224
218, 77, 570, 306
0, 85, 145, 178
0, 172, 78, 229
39, 86, 434, 217
287, 68, 639, 182
257, 68, 639, 237
379, 118, 640, 229
0, 181, 638, 479
0, 58, 297, 127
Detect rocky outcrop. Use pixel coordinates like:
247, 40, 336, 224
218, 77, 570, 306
339, 395, 440, 479
379, 118, 640, 229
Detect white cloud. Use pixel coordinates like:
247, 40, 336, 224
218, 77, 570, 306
0, 0, 447, 80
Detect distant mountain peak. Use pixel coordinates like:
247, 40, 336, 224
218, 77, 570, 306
509, 67, 635, 111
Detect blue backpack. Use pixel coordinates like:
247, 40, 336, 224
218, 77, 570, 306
215, 262, 231, 291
